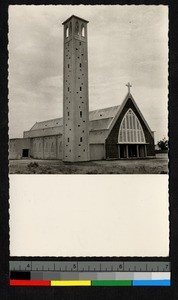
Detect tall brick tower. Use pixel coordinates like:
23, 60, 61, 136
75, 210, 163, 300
62, 15, 90, 162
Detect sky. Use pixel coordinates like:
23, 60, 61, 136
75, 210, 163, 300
8, 5, 168, 142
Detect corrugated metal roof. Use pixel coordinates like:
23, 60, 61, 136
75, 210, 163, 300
89, 105, 119, 121
30, 118, 63, 130
30, 105, 120, 131
89, 118, 113, 131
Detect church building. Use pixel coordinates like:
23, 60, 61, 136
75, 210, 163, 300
9, 15, 155, 161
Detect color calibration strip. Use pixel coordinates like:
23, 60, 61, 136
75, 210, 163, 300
10, 279, 170, 286
10, 261, 171, 286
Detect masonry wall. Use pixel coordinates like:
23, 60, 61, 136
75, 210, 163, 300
63, 17, 90, 162
9, 138, 31, 159
32, 135, 62, 159
90, 144, 105, 161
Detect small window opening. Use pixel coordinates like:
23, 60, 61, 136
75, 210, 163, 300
80, 111, 82, 118
80, 63, 82, 68
80, 137, 83, 142
68, 138, 69, 142
75, 21, 79, 35
69, 22, 72, 35
80, 87, 82, 91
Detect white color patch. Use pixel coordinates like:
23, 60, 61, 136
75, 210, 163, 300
10, 174, 169, 257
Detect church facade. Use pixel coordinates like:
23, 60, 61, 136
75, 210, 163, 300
9, 15, 155, 161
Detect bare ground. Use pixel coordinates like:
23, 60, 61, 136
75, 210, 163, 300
9, 153, 168, 174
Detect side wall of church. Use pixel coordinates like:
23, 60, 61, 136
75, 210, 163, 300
105, 98, 155, 158
32, 135, 62, 159
9, 138, 31, 159
90, 144, 105, 160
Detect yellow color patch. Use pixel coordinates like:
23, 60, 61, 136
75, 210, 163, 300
51, 280, 91, 286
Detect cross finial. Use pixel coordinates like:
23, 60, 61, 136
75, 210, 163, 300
126, 82, 132, 93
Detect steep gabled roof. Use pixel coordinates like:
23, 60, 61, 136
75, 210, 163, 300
107, 92, 154, 138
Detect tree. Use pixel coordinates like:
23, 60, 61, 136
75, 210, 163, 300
157, 137, 168, 150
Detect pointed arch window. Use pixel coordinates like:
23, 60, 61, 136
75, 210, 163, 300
75, 21, 79, 35
51, 142, 54, 153
118, 109, 146, 144
81, 24, 85, 37
66, 26, 69, 38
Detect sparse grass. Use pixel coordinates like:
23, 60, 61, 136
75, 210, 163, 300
9, 154, 168, 174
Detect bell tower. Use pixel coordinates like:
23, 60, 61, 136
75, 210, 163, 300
62, 15, 90, 162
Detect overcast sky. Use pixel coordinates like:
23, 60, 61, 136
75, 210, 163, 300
8, 5, 168, 142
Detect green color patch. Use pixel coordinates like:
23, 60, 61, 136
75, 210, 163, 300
92, 280, 132, 286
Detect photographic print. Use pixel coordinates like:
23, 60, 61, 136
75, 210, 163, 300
8, 5, 168, 174
9, 5, 169, 258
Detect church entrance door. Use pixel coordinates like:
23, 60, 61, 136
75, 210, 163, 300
119, 144, 146, 159
119, 145, 127, 158
128, 145, 137, 158
139, 145, 146, 157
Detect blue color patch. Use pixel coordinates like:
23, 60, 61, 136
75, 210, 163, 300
133, 280, 170, 286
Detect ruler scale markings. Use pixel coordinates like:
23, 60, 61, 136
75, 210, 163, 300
9, 261, 171, 284
10, 261, 171, 272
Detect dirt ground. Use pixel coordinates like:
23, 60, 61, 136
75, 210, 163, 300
9, 153, 168, 174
